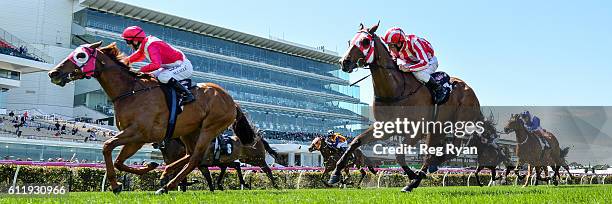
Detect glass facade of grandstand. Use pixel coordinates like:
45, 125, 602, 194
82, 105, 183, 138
71, 9, 365, 135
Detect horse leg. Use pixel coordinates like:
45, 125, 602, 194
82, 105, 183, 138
489, 167, 497, 186
216, 166, 227, 191
552, 165, 560, 186
101, 127, 141, 194
160, 154, 191, 181
341, 167, 351, 185
329, 127, 377, 185
261, 165, 278, 189
357, 168, 366, 189
396, 153, 417, 179
321, 168, 332, 187
157, 122, 229, 194
475, 165, 484, 187
233, 162, 249, 190
114, 143, 159, 175
562, 165, 573, 179
159, 134, 197, 181
515, 160, 525, 180
198, 165, 214, 192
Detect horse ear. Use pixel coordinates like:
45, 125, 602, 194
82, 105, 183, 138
89, 41, 103, 49
359, 23, 364, 30
369, 20, 380, 33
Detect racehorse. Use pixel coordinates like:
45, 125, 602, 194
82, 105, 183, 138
470, 120, 517, 186
308, 136, 376, 188
332, 22, 483, 192
161, 133, 279, 191
503, 114, 573, 186
48, 42, 258, 194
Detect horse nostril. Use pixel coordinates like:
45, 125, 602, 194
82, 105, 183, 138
48, 71, 60, 78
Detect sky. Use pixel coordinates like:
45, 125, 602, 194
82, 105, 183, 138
119, 0, 612, 106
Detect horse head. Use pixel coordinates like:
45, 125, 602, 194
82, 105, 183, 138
48, 41, 104, 86
340, 21, 395, 73
308, 136, 323, 152
48, 41, 139, 87
503, 113, 524, 134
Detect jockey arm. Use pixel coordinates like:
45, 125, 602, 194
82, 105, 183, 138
139, 44, 162, 73
397, 40, 430, 72
126, 47, 145, 65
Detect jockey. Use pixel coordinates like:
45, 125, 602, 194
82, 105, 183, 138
382, 27, 445, 104
327, 130, 348, 150
121, 26, 195, 105
520, 111, 545, 136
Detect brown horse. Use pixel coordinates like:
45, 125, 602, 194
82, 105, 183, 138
308, 136, 376, 188
331, 22, 483, 192
503, 114, 573, 186
48, 42, 258, 194
470, 120, 517, 186
161, 133, 278, 191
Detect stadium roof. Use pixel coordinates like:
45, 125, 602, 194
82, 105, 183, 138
79, 0, 341, 64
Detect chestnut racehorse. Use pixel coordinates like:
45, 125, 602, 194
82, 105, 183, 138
48, 42, 258, 194
503, 114, 573, 186
332, 22, 483, 192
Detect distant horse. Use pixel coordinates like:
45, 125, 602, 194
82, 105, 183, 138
48, 42, 258, 194
472, 120, 518, 186
503, 114, 573, 186
161, 134, 278, 191
308, 136, 376, 188
333, 22, 483, 192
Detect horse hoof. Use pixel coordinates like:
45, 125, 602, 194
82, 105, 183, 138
155, 188, 168, 195
112, 184, 123, 195
147, 162, 160, 169
328, 174, 341, 185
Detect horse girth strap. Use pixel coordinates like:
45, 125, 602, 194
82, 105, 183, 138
111, 85, 161, 103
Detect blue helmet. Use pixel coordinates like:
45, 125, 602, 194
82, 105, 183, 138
521, 111, 531, 119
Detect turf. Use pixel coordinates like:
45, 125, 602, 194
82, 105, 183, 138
1, 185, 610, 204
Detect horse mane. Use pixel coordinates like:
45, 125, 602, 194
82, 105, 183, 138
99, 43, 154, 80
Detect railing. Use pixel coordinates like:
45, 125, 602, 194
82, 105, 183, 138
0, 27, 53, 63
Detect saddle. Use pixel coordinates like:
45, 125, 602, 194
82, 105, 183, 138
154, 79, 197, 149
212, 135, 236, 161
431, 72, 455, 105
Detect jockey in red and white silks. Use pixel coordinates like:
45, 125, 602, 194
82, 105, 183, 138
382, 27, 445, 104
122, 26, 194, 105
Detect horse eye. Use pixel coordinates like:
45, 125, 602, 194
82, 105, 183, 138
361, 39, 371, 47
76, 52, 87, 59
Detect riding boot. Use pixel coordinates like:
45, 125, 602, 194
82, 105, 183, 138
168, 78, 195, 105
425, 77, 445, 104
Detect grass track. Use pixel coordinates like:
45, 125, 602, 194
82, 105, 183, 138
1, 185, 610, 203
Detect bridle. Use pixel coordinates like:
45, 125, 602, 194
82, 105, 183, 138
62, 45, 161, 103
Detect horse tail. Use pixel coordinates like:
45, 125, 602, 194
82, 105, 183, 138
232, 106, 256, 145
560, 147, 570, 159
260, 137, 278, 159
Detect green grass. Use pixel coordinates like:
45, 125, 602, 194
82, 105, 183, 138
1, 185, 611, 204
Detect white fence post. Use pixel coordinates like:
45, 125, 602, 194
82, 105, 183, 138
466, 173, 473, 186
296, 170, 304, 189
442, 172, 449, 187
376, 172, 384, 188
101, 171, 107, 192
11, 165, 21, 188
